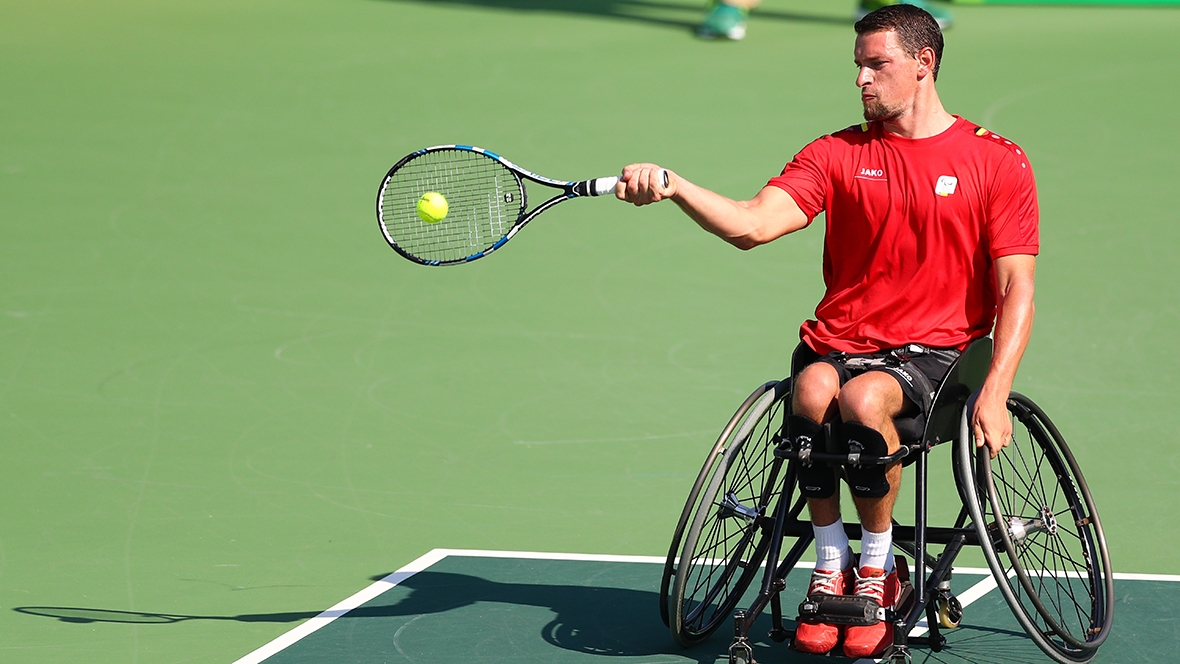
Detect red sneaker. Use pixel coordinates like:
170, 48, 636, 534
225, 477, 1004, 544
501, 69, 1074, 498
793, 564, 853, 654
842, 566, 901, 658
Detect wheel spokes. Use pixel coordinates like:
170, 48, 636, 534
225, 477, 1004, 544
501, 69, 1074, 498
987, 400, 1105, 653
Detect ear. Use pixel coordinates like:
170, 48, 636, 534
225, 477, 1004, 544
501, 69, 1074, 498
916, 46, 937, 80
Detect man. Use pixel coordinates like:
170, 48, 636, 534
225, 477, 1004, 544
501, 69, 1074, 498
697, 0, 952, 41
618, 5, 1037, 659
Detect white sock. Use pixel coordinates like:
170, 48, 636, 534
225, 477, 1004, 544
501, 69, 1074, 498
859, 525, 895, 572
813, 519, 852, 571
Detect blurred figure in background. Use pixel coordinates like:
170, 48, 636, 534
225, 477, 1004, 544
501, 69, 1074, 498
697, 0, 952, 40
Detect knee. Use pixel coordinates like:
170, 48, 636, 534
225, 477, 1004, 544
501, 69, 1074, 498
837, 375, 899, 426
793, 363, 840, 420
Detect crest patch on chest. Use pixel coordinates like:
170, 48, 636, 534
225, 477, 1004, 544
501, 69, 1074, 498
935, 175, 958, 196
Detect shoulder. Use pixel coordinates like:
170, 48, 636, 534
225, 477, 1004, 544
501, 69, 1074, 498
828, 121, 878, 146
953, 119, 1033, 169
793, 122, 876, 161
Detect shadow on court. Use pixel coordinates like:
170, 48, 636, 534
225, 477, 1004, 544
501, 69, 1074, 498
16, 571, 727, 663
26, 556, 1171, 664
376, 0, 853, 32
14, 605, 316, 625
13, 569, 1056, 663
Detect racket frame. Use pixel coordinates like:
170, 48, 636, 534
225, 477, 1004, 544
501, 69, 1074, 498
376, 144, 618, 266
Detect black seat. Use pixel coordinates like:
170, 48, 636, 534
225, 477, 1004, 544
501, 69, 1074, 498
787, 338, 993, 464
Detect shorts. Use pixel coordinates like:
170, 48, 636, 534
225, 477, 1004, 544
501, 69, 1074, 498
792, 343, 962, 417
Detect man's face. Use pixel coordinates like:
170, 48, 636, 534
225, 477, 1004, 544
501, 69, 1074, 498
854, 30, 921, 123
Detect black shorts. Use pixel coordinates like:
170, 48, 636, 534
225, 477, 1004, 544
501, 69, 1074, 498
792, 343, 961, 417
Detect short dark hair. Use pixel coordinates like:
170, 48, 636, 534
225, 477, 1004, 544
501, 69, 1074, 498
854, 4, 944, 80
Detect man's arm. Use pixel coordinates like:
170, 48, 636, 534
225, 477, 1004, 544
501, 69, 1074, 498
616, 163, 810, 249
972, 253, 1036, 458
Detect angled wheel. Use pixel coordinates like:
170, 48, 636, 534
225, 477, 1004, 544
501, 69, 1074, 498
659, 382, 779, 628
956, 392, 1113, 664
659, 382, 778, 629
663, 380, 790, 647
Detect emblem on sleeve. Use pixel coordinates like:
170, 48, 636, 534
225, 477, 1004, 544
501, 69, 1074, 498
935, 175, 958, 196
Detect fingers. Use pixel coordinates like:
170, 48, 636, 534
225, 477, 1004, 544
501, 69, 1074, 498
972, 420, 985, 451
616, 163, 676, 206
970, 391, 1015, 459
972, 413, 1013, 459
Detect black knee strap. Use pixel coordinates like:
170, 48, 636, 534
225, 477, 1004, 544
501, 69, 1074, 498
837, 422, 891, 498
787, 415, 837, 499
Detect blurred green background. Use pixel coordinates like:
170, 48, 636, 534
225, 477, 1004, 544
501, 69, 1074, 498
2, 1, 1177, 661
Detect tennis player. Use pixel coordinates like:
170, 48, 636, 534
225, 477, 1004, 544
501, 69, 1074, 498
618, 4, 1038, 658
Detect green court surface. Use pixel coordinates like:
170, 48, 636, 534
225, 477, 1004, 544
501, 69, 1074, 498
3, 1, 1179, 663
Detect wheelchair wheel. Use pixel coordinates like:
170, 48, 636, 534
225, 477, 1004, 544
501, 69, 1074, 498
659, 381, 780, 629
664, 380, 790, 647
956, 392, 1113, 664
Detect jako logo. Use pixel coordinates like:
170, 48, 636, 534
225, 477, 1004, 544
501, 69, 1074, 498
856, 167, 886, 180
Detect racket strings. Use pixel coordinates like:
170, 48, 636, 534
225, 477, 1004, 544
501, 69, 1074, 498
379, 150, 525, 263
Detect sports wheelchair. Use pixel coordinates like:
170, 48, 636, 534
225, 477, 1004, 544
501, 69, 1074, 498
658, 339, 1113, 664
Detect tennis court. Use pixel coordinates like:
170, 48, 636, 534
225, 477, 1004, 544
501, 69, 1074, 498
220, 550, 1177, 663
2, 1, 1178, 663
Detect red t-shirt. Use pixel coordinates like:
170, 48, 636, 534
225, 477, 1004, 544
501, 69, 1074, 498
767, 116, 1039, 355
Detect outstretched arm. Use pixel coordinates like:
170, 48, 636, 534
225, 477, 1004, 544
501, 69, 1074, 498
616, 163, 810, 250
972, 253, 1036, 458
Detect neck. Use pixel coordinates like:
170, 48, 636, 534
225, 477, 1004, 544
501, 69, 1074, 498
881, 88, 955, 139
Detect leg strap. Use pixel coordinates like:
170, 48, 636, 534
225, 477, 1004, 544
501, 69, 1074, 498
837, 422, 891, 498
787, 414, 837, 499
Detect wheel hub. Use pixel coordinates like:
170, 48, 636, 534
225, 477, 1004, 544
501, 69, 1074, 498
1039, 506, 1058, 535
717, 492, 760, 523
1006, 506, 1056, 545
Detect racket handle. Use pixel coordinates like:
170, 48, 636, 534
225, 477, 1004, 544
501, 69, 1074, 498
586, 170, 669, 196
590, 176, 620, 196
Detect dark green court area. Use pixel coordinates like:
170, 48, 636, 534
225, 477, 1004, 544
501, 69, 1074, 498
233, 552, 1177, 663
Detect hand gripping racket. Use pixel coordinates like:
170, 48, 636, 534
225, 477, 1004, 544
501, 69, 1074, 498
376, 145, 663, 266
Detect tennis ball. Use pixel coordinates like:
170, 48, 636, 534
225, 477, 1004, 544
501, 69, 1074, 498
416, 192, 448, 224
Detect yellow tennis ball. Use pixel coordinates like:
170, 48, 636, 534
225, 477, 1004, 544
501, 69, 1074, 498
416, 192, 448, 224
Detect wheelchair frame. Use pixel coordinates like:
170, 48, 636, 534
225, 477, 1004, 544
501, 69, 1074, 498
659, 339, 1114, 664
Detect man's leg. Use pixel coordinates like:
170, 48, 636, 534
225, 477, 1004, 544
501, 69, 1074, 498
837, 371, 907, 534
836, 371, 909, 658
790, 362, 853, 654
793, 360, 842, 522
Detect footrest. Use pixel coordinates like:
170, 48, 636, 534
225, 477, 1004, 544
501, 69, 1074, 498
797, 559, 915, 628
798, 595, 885, 627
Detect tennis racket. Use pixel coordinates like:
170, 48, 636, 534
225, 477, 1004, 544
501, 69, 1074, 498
376, 145, 661, 266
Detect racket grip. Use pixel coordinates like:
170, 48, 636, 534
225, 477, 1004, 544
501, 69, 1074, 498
588, 170, 669, 196
590, 176, 620, 196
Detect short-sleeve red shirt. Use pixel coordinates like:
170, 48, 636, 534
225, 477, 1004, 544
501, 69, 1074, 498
767, 116, 1039, 355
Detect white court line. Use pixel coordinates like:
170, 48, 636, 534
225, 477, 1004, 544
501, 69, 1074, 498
1109, 571, 1180, 582
232, 548, 449, 664
232, 548, 1179, 664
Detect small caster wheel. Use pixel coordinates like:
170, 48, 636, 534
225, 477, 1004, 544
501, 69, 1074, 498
729, 640, 754, 664
887, 644, 913, 664
937, 593, 963, 629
